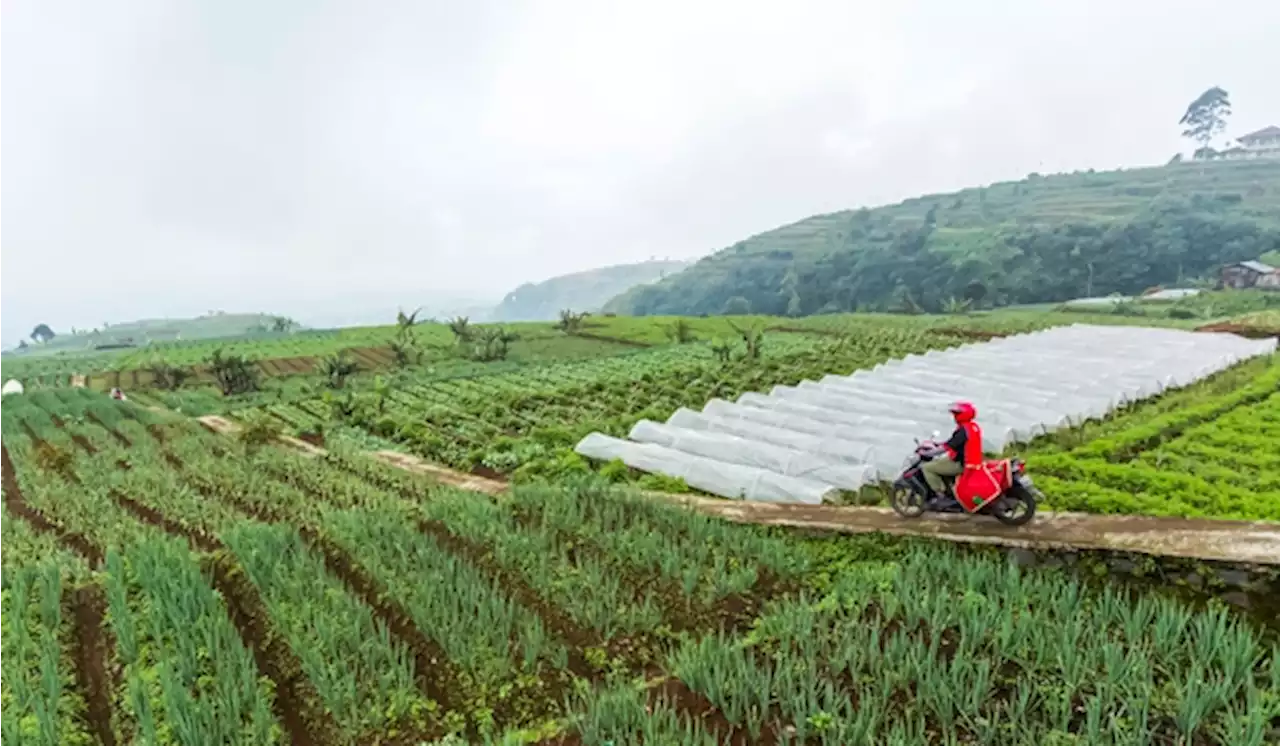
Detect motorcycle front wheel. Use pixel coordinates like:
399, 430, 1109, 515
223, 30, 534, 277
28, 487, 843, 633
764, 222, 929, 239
992, 483, 1038, 526
890, 481, 926, 518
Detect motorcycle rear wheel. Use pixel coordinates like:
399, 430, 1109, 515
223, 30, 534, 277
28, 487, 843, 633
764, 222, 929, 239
992, 483, 1038, 526
890, 482, 926, 518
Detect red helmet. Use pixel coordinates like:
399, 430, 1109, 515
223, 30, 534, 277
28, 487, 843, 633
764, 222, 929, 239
949, 400, 976, 423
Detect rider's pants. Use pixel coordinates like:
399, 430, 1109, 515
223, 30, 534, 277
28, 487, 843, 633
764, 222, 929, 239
922, 455, 962, 494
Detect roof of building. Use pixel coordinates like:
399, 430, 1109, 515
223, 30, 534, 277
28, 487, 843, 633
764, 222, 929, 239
1232, 260, 1277, 274
1238, 125, 1280, 143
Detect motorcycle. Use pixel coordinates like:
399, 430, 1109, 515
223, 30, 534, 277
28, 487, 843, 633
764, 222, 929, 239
890, 435, 1040, 526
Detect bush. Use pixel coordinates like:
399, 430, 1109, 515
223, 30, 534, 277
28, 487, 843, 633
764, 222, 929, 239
237, 414, 281, 452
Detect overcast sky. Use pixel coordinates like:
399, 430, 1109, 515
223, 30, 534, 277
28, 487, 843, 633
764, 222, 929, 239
3, 0, 1278, 344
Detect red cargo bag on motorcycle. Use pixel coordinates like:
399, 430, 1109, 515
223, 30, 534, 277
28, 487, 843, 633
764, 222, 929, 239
952, 420, 1009, 513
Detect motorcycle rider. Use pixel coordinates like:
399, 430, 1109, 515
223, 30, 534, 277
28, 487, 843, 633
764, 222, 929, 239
921, 401, 981, 501
923, 400, 1006, 511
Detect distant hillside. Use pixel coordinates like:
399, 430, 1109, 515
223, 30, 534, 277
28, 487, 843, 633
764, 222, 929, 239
4, 312, 299, 357
604, 160, 1280, 317
490, 260, 690, 321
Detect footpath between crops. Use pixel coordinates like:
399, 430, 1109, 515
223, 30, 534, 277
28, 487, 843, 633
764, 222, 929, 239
196, 415, 1280, 566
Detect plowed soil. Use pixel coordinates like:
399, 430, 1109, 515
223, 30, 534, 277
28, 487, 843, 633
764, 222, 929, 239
297, 528, 466, 740
1197, 321, 1280, 339
109, 489, 220, 552
206, 555, 340, 746
67, 586, 119, 746
415, 518, 605, 679
2, 446, 103, 567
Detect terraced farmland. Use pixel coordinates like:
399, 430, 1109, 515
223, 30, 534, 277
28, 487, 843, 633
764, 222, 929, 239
235, 327, 962, 484
0, 320, 654, 392
3, 390, 1278, 744
216, 316, 1280, 523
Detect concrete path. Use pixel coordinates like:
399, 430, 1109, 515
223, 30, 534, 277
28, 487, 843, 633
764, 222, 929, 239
196, 417, 1280, 565
659, 494, 1280, 565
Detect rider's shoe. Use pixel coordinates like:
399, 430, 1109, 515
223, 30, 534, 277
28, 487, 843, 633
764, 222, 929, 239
929, 495, 965, 513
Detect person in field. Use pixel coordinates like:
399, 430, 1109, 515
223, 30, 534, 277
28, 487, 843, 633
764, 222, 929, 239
921, 400, 1002, 507
110, 387, 126, 401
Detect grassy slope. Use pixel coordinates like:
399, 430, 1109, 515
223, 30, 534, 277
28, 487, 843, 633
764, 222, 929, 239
490, 259, 691, 321
604, 159, 1280, 315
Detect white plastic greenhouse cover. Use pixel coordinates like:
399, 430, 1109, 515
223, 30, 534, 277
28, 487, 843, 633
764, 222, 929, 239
575, 433, 839, 504
574, 324, 1276, 504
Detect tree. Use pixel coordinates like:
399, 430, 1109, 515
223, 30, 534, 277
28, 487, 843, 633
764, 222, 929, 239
727, 320, 765, 361
709, 338, 734, 363
30, 324, 55, 343
372, 375, 392, 415
1179, 87, 1231, 156
396, 307, 422, 332
148, 363, 190, 391
270, 316, 294, 333
962, 281, 988, 307
389, 308, 424, 367
470, 327, 519, 361
317, 352, 359, 389
721, 296, 751, 315
447, 316, 474, 344
779, 268, 802, 317
664, 319, 696, 344
207, 349, 260, 395
555, 309, 589, 334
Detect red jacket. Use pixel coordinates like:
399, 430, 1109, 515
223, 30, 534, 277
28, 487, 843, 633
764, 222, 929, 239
941, 422, 982, 464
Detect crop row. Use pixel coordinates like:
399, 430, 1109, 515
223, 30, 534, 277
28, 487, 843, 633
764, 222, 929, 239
1026, 358, 1280, 520
1058, 357, 1280, 461
2, 408, 811, 740
4, 405, 1278, 743
651, 546, 1279, 745
1, 563, 92, 746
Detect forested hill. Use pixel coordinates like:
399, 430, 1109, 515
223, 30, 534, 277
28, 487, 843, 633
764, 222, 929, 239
490, 259, 690, 321
603, 159, 1280, 317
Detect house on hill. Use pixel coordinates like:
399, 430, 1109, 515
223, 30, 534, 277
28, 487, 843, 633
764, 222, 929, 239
1221, 260, 1280, 290
1223, 126, 1280, 160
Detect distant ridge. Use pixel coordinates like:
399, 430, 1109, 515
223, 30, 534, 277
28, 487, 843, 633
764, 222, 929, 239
490, 259, 690, 321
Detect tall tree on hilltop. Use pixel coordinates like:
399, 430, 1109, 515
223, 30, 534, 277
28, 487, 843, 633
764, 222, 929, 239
30, 324, 55, 343
1179, 87, 1231, 158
